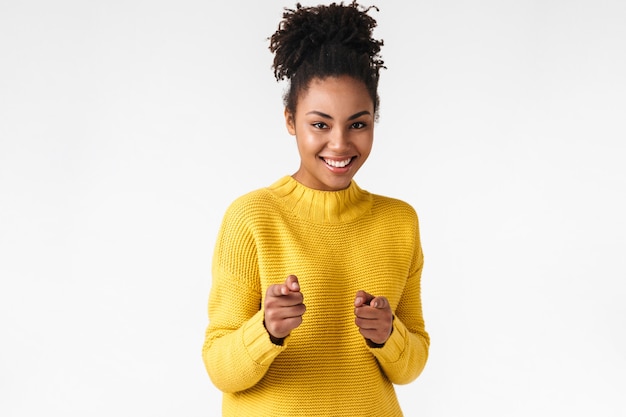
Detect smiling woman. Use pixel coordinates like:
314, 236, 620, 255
287, 75, 375, 191
201, 2, 429, 416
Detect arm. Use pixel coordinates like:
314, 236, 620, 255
371, 243, 430, 385
201, 204, 285, 393
353, 274, 429, 385
202, 269, 286, 393
370, 276, 429, 384
353, 211, 430, 385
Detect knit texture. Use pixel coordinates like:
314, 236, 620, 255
203, 176, 429, 417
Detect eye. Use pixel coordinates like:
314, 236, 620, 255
350, 121, 367, 129
312, 122, 329, 129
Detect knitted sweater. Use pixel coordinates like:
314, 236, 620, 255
202, 176, 429, 417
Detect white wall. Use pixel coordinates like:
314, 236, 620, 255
1, 1, 624, 415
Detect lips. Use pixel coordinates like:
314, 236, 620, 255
322, 157, 353, 168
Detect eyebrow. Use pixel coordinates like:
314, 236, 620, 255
305, 110, 372, 120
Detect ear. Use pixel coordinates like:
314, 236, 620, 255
284, 108, 296, 136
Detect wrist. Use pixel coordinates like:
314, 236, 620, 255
269, 334, 286, 346
366, 321, 394, 348
263, 320, 286, 346
366, 339, 386, 348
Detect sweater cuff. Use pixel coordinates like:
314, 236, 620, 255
242, 310, 286, 366
370, 317, 406, 364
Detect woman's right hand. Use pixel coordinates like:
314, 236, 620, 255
263, 275, 306, 344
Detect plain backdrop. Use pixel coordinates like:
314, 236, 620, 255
1, 1, 625, 416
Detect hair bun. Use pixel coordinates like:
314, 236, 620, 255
270, 2, 383, 81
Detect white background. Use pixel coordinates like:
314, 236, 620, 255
1, 1, 625, 416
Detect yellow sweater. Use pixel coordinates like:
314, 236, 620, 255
203, 176, 429, 416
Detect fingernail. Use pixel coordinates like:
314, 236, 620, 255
355, 297, 363, 306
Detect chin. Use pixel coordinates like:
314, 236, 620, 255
324, 178, 353, 191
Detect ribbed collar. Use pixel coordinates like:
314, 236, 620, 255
267, 176, 373, 224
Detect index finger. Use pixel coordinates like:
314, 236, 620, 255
267, 283, 289, 297
285, 274, 300, 292
354, 290, 374, 307
370, 296, 388, 309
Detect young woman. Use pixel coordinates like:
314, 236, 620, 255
202, 3, 429, 415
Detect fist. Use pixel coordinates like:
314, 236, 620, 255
354, 290, 393, 347
264, 275, 306, 343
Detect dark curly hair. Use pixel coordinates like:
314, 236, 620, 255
269, 2, 385, 118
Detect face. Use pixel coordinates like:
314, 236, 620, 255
285, 75, 375, 191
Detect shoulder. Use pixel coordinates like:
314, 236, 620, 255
370, 193, 419, 220
222, 186, 278, 222
367, 193, 423, 251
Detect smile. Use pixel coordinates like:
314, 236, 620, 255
322, 157, 353, 168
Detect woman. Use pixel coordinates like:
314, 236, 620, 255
202, 3, 429, 415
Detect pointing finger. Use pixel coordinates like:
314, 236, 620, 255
354, 290, 374, 307
267, 284, 287, 297
267, 275, 301, 297
285, 274, 300, 292
370, 296, 388, 309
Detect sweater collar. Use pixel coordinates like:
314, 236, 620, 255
268, 176, 373, 224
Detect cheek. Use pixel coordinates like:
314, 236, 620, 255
357, 136, 374, 158
296, 129, 321, 147
295, 133, 320, 156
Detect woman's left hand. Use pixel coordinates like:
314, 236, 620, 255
353, 290, 393, 347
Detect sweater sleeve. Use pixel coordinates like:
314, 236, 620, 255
370, 216, 430, 385
201, 200, 285, 393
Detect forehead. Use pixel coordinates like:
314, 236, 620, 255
297, 76, 374, 113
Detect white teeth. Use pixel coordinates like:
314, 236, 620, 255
324, 158, 352, 168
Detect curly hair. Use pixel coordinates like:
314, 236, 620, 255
269, 2, 385, 117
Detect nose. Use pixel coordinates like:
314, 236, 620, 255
328, 127, 350, 150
